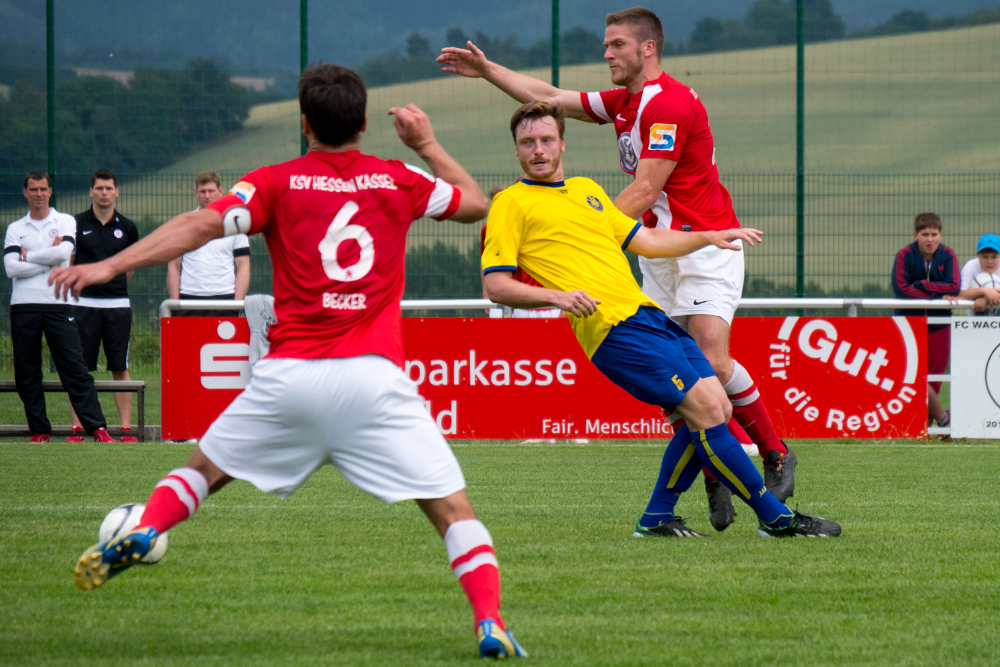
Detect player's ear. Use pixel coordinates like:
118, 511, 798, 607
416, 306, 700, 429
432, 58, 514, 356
301, 114, 312, 138
361, 113, 368, 134
560, 137, 565, 153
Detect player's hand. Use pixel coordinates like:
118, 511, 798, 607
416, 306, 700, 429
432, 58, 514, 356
437, 42, 491, 78
551, 290, 601, 317
19, 247, 27, 261
48, 262, 117, 301
388, 104, 436, 153
707, 228, 763, 250
974, 297, 988, 312
52, 235, 64, 246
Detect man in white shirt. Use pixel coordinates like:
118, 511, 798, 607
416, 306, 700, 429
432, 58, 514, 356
166, 171, 250, 316
3, 172, 113, 443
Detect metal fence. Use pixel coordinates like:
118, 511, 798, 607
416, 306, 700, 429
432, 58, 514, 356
2, 4, 999, 370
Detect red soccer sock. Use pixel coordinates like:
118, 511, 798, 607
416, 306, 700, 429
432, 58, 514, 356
137, 468, 209, 534
724, 361, 787, 457
444, 519, 504, 631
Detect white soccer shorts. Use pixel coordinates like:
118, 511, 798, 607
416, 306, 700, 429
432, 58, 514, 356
199, 355, 466, 503
638, 239, 744, 329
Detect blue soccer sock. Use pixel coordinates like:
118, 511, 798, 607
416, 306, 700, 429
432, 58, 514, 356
639, 424, 702, 528
691, 423, 794, 528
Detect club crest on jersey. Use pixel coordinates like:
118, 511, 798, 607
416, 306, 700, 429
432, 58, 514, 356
230, 181, 256, 204
618, 134, 638, 173
586, 195, 603, 211
649, 124, 677, 151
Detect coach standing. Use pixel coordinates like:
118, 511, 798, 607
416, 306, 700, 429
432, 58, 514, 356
3, 172, 113, 443
67, 169, 140, 443
166, 171, 250, 316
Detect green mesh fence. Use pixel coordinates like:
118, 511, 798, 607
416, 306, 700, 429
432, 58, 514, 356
2, 4, 1000, 372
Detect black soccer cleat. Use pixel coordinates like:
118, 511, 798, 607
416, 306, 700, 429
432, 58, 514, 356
763, 446, 797, 503
757, 511, 841, 538
633, 516, 707, 538
705, 477, 736, 532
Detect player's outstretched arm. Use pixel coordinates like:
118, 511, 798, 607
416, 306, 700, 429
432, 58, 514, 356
49, 209, 223, 300
390, 104, 489, 222
483, 270, 600, 317
437, 42, 592, 122
627, 226, 763, 259
615, 158, 678, 219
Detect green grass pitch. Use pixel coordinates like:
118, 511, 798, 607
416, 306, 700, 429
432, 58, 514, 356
1, 440, 998, 666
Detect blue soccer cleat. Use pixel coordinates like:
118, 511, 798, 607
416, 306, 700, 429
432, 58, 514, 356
73, 526, 159, 591
477, 619, 527, 659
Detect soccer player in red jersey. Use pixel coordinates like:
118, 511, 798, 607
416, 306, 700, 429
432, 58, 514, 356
50, 65, 525, 660
439, 6, 795, 532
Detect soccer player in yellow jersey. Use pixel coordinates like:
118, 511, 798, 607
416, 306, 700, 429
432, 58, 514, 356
483, 102, 841, 538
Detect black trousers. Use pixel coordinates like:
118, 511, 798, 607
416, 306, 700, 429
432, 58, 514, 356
174, 293, 239, 317
11, 307, 107, 435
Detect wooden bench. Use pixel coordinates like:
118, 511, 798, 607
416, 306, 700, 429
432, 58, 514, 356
0, 380, 146, 442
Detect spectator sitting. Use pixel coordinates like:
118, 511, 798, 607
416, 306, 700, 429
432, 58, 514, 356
958, 233, 1000, 316
891, 212, 959, 431
66, 169, 140, 443
3, 171, 114, 443
166, 171, 250, 316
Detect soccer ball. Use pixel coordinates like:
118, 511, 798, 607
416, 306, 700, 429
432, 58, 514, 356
98, 503, 169, 564
973, 271, 1000, 289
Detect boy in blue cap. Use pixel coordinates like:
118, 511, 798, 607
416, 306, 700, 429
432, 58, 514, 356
958, 233, 1000, 316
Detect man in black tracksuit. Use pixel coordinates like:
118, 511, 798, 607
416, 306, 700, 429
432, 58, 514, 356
3, 171, 112, 443
68, 169, 141, 442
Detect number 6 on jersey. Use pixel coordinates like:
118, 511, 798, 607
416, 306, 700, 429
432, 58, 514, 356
319, 201, 374, 281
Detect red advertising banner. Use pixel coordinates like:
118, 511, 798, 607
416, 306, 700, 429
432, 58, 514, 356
160, 315, 927, 440
161, 317, 251, 440
401, 318, 666, 439
731, 317, 927, 439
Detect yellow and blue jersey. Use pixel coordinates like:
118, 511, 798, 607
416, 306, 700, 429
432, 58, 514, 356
482, 177, 661, 358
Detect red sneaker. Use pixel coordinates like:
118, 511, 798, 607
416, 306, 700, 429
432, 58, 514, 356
65, 426, 86, 443
92, 428, 117, 443
120, 427, 139, 443
29, 433, 50, 443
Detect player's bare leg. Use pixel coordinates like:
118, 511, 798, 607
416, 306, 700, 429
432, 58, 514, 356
687, 314, 796, 502
74, 446, 227, 590
415, 490, 526, 659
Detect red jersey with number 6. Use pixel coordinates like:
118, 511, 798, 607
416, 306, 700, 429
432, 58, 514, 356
207, 150, 460, 366
580, 72, 739, 232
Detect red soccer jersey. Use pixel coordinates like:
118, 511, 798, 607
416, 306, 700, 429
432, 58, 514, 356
208, 150, 460, 366
580, 72, 739, 232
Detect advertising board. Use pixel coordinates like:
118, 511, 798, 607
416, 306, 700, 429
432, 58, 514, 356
161, 315, 928, 440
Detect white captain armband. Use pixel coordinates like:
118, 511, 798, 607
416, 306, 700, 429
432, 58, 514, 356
222, 206, 252, 236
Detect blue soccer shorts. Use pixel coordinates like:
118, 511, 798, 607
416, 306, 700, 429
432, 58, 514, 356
590, 306, 715, 412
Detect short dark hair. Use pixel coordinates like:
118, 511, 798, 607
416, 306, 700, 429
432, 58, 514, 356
299, 64, 367, 148
91, 169, 117, 188
606, 7, 665, 59
195, 171, 221, 188
23, 171, 50, 189
509, 101, 566, 142
914, 212, 942, 233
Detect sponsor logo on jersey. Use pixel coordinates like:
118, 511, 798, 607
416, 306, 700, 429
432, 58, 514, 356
586, 195, 603, 211
649, 124, 677, 151
617, 134, 638, 173
230, 181, 257, 204
289, 174, 398, 193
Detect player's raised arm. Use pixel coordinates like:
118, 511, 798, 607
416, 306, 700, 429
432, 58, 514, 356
482, 269, 600, 317
437, 42, 593, 122
626, 226, 763, 259
49, 208, 224, 300
389, 104, 489, 222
